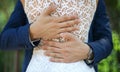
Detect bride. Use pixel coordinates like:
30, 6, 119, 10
21, 0, 98, 72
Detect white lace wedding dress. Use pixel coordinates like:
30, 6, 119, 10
24, 0, 97, 72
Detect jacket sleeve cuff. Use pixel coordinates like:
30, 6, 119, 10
86, 42, 98, 66
29, 36, 40, 47
20, 24, 40, 49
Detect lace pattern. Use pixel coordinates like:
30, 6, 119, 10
24, 0, 97, 72
25, 0, 97, 43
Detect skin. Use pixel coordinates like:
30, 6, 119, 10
41, 33, 90, 63
30, 6, 80, 40
21, 0, 80, 40
21, 0, 90, 63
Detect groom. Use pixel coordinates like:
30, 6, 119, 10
0, 0, 112, 72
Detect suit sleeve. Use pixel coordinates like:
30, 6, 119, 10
87, 0, 113, 66
0, 0, 37, 50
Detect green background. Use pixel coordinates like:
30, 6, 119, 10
0, 0, 120, 72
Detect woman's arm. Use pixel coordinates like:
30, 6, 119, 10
0, 0, 34, 50
87, 0, 113, 66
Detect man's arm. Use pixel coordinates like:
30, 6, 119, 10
0, 0, 36, 50
87, 0, 113, 65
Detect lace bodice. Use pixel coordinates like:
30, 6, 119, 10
24, 0, 97, 72
25, 0, 97, 43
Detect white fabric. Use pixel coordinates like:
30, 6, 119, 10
24, 0, 97, 72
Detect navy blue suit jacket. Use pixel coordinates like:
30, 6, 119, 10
0, 0, 113, 72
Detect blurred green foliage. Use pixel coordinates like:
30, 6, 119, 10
98, 32, 120, 72
0, 0, 120, 72
0, 0, 16, 31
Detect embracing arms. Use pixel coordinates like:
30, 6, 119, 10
0, 0, 79, 50
87, 0, 113, 66
0, 0, 33, 50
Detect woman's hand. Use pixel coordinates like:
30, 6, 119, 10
30, 4, 80, 40
41, 33, 90, 63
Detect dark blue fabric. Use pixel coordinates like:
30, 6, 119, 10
87, 0, 113, 71
0, 0, 34, 50
0, 0, 113, 72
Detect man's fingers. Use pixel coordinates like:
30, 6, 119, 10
55, 15, 79, 23
52, 34, 61, 39
42, 3, 57, 16
42, 46, 61, 52
59, 26, 79, 33
42, 41, 62, 48
50, 57, 64, 63
58, 19, 80, 28
45, 52, 63, 58
60, 33, 76, 41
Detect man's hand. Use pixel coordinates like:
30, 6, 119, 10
41, 33, 90, 63
30, 4, 80, 40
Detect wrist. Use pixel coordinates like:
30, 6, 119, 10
29, 24, 41, 40
85, 44, 94, 64
83, 43, 91, 59
87, 47, 94, 60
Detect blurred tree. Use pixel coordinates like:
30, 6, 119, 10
0, 0, 23, 72
105, 0, 120, 35
0, 0, 16, 31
